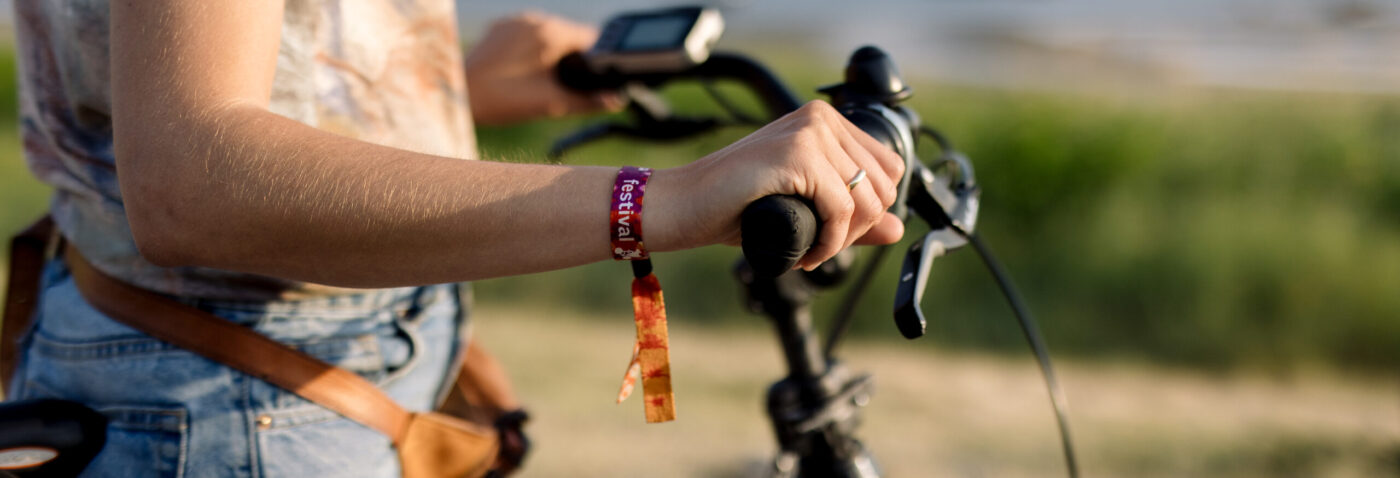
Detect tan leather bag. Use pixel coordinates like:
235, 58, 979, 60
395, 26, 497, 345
3, 216, 498, 477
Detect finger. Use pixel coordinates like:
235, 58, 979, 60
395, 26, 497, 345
800, 149, 856, 270
836, 112, 905, 184
825, 113, 897, 209
814, 120, 888, 252
852, 212, 905, 245
843, 177, 888, 251
810, 116, 885, 257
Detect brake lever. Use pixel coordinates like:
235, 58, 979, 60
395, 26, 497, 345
891, 175, 962, 339
893, 229, 955, 339
891, 151, 981, 339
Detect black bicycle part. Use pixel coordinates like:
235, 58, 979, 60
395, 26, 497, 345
734, 45, 939, 478
732, 46, 1076, 478
820, 245, 892, 359
734, 260, 880, 478
557, 51, 802, 114
817, 46, 912, 106
964, 232, 1080, 477
560, 45, 927, 477
702, 80, 764, 125
553, 51, 803, 161
0, 399, 107, 478
740, 196, 820, 277
556, 43, 1077, 478
893, 232, 941, 339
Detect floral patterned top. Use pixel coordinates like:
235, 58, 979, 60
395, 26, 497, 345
14, 0, 477, 300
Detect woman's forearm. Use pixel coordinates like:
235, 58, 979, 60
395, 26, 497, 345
110, 1, 903, 287
121, 103, 687, 287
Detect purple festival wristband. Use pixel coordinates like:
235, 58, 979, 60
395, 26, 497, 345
610, 166, 652, 261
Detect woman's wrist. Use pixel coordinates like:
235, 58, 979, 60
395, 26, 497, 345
637, 165, 697, 253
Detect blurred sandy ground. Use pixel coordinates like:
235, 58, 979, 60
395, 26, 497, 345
473, 305, 1398, 478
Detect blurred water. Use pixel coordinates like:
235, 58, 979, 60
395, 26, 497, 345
457, 0, 1400, 93
0, 0, 1390, 92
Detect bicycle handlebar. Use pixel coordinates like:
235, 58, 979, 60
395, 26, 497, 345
740, 195, 820, 276
557, 51, 803, 115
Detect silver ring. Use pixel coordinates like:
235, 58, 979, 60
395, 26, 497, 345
846, 169, 867, 191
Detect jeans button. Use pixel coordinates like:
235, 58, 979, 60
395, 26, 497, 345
255, 414, 273, 430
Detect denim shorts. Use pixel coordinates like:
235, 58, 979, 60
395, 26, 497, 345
6, 259, 470, 477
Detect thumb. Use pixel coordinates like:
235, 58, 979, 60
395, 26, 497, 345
851, 212, 904, 245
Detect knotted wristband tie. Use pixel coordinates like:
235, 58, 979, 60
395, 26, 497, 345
610, 166, 676, 423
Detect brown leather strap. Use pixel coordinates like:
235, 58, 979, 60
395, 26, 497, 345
3, 215, 55, 393
64, 246, 413, 444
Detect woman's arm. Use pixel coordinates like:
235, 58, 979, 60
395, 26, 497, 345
111, 1, 904, 288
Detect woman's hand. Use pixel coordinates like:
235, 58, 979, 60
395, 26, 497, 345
647, 101, 906, 270
465, 12, 624, 126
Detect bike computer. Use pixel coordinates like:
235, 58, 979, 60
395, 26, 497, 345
585, 6, 724, 75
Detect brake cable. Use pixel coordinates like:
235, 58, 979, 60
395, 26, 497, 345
821, 245, 892, 359
962, 230, 1080, 478
701, 79, 764, 126
916, 124, 1080, 478
820, 125, 1080, 478
919, 124, 1080, 478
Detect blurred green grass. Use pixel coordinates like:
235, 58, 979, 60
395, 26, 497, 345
0, 45, 48, 244
2, 47, 1396, 374
471, 61, 1400, 375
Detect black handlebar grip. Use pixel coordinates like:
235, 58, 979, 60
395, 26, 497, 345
555, 52, 598, 91
556, 52, 627, 92
741, 195, 820, 277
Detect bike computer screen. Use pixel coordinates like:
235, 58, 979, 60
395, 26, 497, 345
586, 6, 724, 74
617, 16, 696, 51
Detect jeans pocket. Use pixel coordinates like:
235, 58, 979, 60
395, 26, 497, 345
21, 381, 189, 478
87, 405, 190, 478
